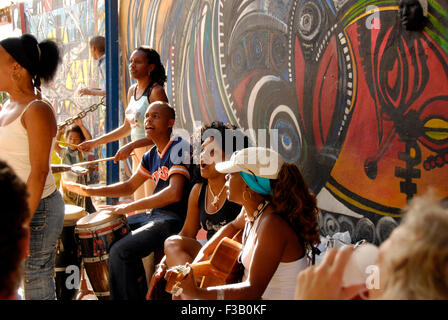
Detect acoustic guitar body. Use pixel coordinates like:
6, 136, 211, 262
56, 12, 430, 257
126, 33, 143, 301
165, 236, 243, 294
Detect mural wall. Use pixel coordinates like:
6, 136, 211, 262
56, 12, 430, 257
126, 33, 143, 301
120, 0, 448, 244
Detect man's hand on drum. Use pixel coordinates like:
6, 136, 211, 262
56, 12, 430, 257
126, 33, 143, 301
100, 203, 130, 216
78, 139, 98, 153
63, 181, 91, 197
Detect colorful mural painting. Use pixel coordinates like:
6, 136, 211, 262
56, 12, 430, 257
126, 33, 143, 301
120, 0, 448, 244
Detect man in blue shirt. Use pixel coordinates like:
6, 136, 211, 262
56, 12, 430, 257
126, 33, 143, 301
65, 101, 192, 299
79, 36, 106, 97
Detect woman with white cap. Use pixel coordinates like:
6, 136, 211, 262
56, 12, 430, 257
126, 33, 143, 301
171, 147, 320, 300
0, 34, 64, 299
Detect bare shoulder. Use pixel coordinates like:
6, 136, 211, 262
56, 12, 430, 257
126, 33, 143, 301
149, 84, 168, 103
128, 83, 137, 96
24, 100, 55, 120
21, 99, 56, 130
259, 211, 294, 237
190, 182, 203, 201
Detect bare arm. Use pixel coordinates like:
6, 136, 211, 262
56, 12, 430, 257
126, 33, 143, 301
78, 120, 130, 152
192, 209, 246, 263
74, 118, 92, 141
118, 173, 187, 214
114, 137, 154, 162
54, 124, 66, 155
22, 101, 57, 218
63, 169, 147, 197
178, 183, 202, 238
79, 88, 105, 97
78, 86, 135, 152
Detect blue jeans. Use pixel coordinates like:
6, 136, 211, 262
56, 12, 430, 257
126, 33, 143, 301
108, 209, 184, 300
24, 190, 65, 300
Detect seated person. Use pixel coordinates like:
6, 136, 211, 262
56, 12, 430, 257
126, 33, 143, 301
170, 147, 321, 300
147, 121, 249, 299
295, 194, 448, 300
54, 118, 95, 212
64, 101, 191, 300
0, 160, 31, 300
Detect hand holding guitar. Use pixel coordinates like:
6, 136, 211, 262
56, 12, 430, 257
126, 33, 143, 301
146, 263, 167, 300
166, 263, 198, 297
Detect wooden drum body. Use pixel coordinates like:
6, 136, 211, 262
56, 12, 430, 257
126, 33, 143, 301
55, 205, 86, 300
75, 211, 130, 300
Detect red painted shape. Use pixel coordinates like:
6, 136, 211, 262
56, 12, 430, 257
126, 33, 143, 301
313, 36, 339, 152
232, 73, 257, 111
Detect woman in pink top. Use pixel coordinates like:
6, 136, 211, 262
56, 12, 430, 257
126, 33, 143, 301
0, 34, 64, 300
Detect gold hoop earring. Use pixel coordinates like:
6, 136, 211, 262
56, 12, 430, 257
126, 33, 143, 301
243, 190, 248, 202
243, 190, 252, 202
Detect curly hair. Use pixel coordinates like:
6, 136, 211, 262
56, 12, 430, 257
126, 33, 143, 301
190, 121, 251, 184
66, 125, 86, 142
0, 160, 30, 298
268, 163, 321, 252
379, 195, 448, 299
136, 46, 167, 86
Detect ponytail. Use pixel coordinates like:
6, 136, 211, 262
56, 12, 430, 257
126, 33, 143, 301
37, 39, 61, 84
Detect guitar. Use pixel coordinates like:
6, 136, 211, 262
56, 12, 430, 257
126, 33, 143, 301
164, 235, 243, 296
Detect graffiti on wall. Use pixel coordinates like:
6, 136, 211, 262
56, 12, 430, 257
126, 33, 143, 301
122, 0, 448, 244
23, 0, 105, 138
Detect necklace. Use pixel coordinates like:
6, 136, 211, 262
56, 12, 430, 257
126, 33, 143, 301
249, 200, 270, 223
241, 200, 270, 250
208, 182, 226, 208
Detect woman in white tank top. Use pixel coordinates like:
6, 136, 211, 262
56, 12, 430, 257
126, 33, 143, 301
173, 147, 321, 300
0, 34, 64, 300
77, 46, 169, 204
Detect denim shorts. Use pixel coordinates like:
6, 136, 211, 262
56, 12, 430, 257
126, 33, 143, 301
23, 189, 65, 300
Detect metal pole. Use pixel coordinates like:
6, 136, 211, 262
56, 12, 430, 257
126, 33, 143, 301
105, 0, 119, 205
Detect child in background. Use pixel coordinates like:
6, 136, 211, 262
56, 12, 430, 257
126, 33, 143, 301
54, 118, 96, 213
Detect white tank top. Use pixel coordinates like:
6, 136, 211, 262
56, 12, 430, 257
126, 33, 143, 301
240, 215, 309, 300
125, 92, 150, 141
0, 99, 56, 199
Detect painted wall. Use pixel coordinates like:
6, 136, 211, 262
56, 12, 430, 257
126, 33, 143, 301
120, 0, 448, 244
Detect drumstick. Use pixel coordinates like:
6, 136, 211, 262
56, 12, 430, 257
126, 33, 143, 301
75, 156, 116, 166
76, 153, 135, 166
56, 140, 79, 148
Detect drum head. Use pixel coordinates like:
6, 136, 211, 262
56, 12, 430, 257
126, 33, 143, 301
76, 211, 120, 229
64, 204, 86, 227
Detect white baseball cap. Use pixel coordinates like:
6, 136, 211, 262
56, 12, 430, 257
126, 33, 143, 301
215, 147, 284, 179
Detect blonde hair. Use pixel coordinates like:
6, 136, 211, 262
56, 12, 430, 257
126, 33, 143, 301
380, 195, 448, 299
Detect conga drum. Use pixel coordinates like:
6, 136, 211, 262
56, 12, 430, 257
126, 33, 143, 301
55, 204, 86, 300
75, 211, 130, 300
